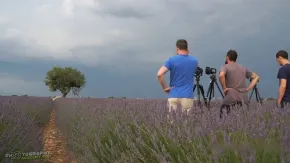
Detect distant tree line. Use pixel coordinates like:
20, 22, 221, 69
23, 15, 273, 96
265, 97, 276, 101
108, 96, 126, 99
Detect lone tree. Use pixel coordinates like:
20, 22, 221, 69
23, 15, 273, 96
45, 66, 86, 97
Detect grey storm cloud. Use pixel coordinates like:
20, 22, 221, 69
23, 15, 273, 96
95, 7, 151, 19
0, 0, 290, 97
1, 0, 289, 66
0, 37, 61, 62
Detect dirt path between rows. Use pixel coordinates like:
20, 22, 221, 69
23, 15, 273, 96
43, 108, 76, 163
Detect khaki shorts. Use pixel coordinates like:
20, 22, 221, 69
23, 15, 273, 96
167, 98, 194, 113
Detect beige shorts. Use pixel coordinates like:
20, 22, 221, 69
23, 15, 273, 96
167, 98, 194, 112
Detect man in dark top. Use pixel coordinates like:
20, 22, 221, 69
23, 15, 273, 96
276, 50, 290, 108
219, 50, 260, 118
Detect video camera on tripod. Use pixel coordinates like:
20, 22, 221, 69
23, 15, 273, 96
204, 66, 224, 107
193, 67, 207, 106
193, 66, 224, 108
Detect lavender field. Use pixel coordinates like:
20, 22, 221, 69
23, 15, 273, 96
54, 98, 290, 163
1, 96, 290, 163
0, 96, 53, 163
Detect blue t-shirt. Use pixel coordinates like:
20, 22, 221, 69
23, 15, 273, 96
277, 63, 290, 102
164, 54, 198, 98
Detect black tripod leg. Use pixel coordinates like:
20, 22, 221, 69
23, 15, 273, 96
206, 82, 212, 97
249, 87, 255, 100
215, 82, 224, 98
255, 87, 263, 104
197, 85, 201, 105
199, 85, 208, 105
212, 84, 215, 99
207, 83, 214, 107
254, 88, 259, 103
194, 83, 201, 105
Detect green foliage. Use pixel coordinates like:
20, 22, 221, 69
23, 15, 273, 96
25, 108, 49, 127
0, 122, 8, 136
68, 118, 285, 163
44, 66, 86, 97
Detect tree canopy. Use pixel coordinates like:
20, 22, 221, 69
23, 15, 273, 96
44, 66, 86, 97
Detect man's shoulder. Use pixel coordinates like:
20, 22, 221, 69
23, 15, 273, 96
224, 63, 245, 69
170, 55, 198, 61
169, 55, 178, 59
277, 64, 290, 75
187, 55, 198, 63
220, 64, 230, 70
220, 63, 249, 72
277, 64, 290, 78
278, 65, 284, 72
188, 54, 197, 59
281, 64, 290, 70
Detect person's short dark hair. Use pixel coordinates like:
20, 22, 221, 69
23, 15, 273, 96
276, 50, 288, 59
226, 49, 238, 62
176, 39, 188, 50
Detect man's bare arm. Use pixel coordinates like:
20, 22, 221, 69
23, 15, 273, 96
157, 66, 169, 89
277, 79, 287, 104
219, 71, 227, 90
246, 72, 260, 91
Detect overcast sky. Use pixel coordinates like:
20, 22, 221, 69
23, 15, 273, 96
0, 0, 289, 98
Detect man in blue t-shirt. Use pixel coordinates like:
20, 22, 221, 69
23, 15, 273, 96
276, 50, 290, 108
157, 39, 198, 114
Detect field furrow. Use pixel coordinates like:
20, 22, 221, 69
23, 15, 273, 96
43, 108, 75, 163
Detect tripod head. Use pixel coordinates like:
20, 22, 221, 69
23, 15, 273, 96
209, 74, 217, 81
194, 67, 203, 82
195, 67, 203, 75
204, 66, 218, 82
195, 74, 201, 82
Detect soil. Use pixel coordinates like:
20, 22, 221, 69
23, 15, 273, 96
43, 108, 76, 163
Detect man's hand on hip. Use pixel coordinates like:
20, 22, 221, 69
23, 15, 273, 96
164, 87, 174, 93
223, 88, 231, 95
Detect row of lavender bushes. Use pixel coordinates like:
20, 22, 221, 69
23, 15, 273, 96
0, 96, 53, 163
54, 98, 290, 163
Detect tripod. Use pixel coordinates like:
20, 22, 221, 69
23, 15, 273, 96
193, 75, 208, 106
206, 74, 224, 107
249, 84, 263, 104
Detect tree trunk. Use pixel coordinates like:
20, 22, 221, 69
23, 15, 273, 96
62, 93, 68, 98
